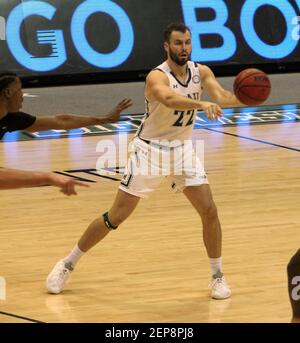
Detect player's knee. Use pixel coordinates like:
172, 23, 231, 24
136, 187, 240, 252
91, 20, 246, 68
102, 209, 129, 230
201, 202, 218, 221
102, 211, 119, 230
110, 212, 127, 227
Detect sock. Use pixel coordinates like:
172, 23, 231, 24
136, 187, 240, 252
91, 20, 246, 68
63, 244, 84, 270
210, 257, 223, 277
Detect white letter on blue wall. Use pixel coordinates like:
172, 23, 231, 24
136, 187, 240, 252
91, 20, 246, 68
241, 0, 298, 58
6, 1, 66, 72
71, 0, 134, 68
181, 0, 236, 62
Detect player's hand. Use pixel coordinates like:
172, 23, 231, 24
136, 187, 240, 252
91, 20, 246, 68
102, 98, 133, 123
48, 173, 90, 196
200, 101, 223, 120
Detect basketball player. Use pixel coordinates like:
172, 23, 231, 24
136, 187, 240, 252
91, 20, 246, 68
47, 23, 244, 299
0, 71, 132, 141
0, 71, 132, 194
287, 249, 300, 323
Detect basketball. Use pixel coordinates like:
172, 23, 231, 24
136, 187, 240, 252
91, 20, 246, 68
233, 68, 271, 106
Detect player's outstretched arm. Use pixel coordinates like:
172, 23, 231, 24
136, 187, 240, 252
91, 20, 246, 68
146, 70, 223, 120
24, 99, 133, 132
199, 65, 244, 108
0, 168, 89, 195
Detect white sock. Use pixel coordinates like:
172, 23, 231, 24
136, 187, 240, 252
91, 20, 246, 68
210, 257, 222, 277
64, 244, 84, 269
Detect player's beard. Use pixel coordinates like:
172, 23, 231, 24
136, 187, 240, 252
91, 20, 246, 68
169, 48, 190, 66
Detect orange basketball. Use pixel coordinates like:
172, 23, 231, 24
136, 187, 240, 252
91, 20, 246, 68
233, 68, 271, 106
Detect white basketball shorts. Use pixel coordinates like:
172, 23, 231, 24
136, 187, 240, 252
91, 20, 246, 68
119, 137, 209, 198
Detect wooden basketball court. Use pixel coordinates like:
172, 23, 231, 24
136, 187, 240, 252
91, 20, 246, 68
0, 109, 300, 323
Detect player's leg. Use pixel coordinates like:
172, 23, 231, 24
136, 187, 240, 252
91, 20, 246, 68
46, 189, 140, 294
171, 143, 230, 299
171, 147, 222, 264
183, 184, 231, 299
46, 137, 163, 294
183, 185, 221, 258
78, 189, 140, 252
287, 249, 300, 322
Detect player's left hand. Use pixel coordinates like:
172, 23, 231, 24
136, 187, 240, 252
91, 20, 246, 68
102, 98, 133, 123
200, 101, 223, 120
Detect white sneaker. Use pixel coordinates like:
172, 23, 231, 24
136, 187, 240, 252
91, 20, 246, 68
46, 260, 73, 294
210, 273, 231, 300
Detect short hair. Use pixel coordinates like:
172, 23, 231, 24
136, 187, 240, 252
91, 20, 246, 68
164, 22, 191, 42
0, 71, 18, 94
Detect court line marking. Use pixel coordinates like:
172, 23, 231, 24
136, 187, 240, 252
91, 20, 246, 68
203, 128, 300, 152
0, 310, 45, 323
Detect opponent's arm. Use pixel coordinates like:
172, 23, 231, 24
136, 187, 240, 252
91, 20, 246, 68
24, 98, 132, 132
0, 168, 89, 195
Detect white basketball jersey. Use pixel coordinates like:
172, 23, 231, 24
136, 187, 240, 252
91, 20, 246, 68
136, 61, 203, 144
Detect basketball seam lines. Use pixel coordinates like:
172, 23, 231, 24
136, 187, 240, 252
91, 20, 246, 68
234, 71, 268, 90
239, 85, 271, 88
238, 87, 271, 101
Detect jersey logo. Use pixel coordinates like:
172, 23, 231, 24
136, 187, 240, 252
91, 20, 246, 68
192, 75, 201, 84
173, 84, 178, 89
